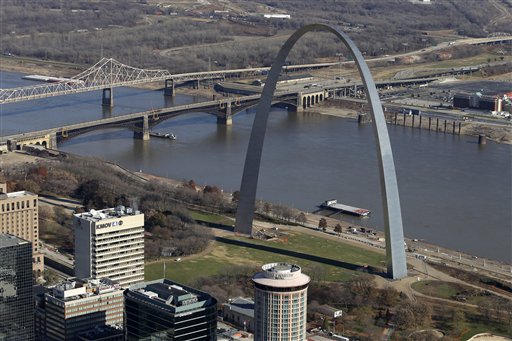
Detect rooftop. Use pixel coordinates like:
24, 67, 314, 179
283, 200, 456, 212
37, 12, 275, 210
224, 297, 254, 318
0, 234, 30, 248
47, 278, 122, 302
0, 190, 36, 200
126, 279, 217, 313
75, 206, 141, 222
253, 262, 310, 288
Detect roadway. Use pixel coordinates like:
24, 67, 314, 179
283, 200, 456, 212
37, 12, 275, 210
363, 35, 512, 64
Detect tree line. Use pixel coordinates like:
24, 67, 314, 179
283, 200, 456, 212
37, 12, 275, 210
1, 0, 507, 74
0, 155, 233, 259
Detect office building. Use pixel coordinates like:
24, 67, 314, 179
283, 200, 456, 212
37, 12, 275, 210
0, 183, 44, 274
124, 279, 217, 340
77, 325, 124, 341
38, 278, 124, 341
74, 206, 144, 288
222, 297, 255, 332
253, 263, 310, 341
0, 234, 35, 340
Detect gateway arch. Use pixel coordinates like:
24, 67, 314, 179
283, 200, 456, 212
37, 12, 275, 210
234, 24, 407, 280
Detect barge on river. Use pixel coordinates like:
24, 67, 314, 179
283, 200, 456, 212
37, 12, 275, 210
321, 199, 371, 217
149, 132, 176, 140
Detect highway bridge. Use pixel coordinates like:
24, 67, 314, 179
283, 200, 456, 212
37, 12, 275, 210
0, 58, 336, 105
0, 89, 328, 150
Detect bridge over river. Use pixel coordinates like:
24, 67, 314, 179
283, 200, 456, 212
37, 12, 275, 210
0, 74, 440, 152
0, 90, 307, 150
0, 58, 337, 106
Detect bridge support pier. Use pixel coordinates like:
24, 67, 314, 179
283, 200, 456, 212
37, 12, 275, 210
102, 88, 114, 107
7, 140, 17, 152
49, 133, 58, 149
295, 92, 304, 112
164, 79, 175, 97
134, 115, 150, 141
217, 116, 232, 125
217, 102, 232, 125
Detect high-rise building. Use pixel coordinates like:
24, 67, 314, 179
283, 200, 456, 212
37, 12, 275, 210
74, 206, 144, 288
36, 278, 124, 341
0, 234, 35, 340
253, 262, 310, 341
0, 184, 44, 275
124, 279, 217, 341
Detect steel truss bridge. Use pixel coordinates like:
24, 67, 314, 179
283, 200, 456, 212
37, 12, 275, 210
0, 57, 337, 104
0, 58, 172, 104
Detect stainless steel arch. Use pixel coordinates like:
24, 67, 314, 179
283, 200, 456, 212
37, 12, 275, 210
234, 24, 407, 279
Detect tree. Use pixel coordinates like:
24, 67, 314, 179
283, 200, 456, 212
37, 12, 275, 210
451, 310, 466, 335
203, 185, 221, 194
334, 223, 342, 234
321, 317, 330, 332
232, 190, 240, 203
16, 179, 40, 193
478, 300, 493, 321
53, 206, 69, 227
183, 179, 196, 191
318, 218, 327, 229
263, 202, 272, 215
43, 269, 60, 286
394, 306, 415, 330
394, 301, 432, 330
378, 287, 399, 307
296, 212, 307, 224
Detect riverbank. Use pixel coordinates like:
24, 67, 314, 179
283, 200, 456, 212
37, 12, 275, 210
70, 154, 512, 281
4, 150, 509, 282
306, 100, 512, 145
0, 55, 84, 77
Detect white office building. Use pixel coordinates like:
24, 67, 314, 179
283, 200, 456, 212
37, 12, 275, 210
74, 206, 144, 288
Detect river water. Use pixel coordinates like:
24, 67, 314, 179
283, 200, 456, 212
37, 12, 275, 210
1, 71, 511, 262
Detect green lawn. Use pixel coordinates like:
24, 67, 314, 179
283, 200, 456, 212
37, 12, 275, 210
145, 231, 385, 284
411, 280, 500, 305
412, 280, 461, 299
236, 232, 385, 268
460, 321, 512, 341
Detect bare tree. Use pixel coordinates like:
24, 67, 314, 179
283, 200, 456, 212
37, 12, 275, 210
296, 212, 307, 224
334, 223, 342, 234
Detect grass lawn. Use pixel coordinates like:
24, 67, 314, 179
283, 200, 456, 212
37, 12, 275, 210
411, 280, 501, 306
459, 318, 512, 341
412, 280, 461, 299
145, 230, 385, 284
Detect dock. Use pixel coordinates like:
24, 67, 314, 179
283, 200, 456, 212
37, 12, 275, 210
320, 199, 370, 217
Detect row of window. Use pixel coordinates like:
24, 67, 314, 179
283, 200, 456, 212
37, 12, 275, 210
0, 199, 37, 212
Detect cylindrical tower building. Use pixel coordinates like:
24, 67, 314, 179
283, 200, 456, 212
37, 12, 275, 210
253, 262, 310, 341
